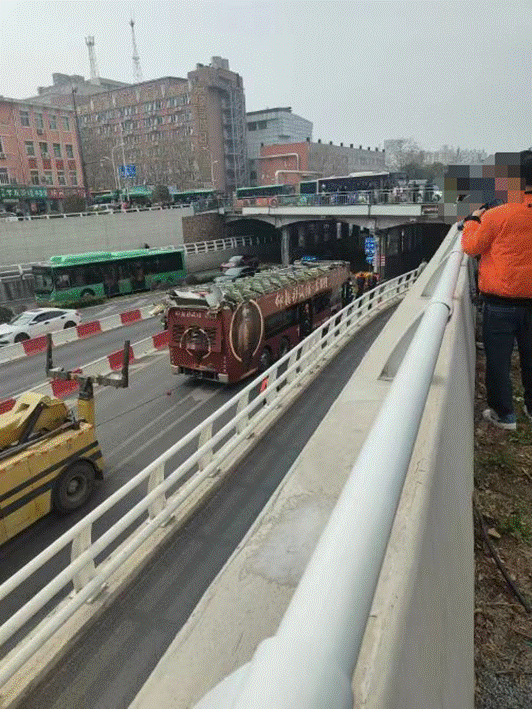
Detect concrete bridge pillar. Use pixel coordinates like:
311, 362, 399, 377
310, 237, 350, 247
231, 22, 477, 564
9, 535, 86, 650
280, 225, 290, 266
297, 224, 305, 248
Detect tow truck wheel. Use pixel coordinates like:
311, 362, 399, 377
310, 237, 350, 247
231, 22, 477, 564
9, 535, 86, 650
53, 460, 95, 514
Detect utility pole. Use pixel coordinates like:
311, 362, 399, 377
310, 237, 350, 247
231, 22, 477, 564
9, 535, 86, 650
71, 87, 90, 206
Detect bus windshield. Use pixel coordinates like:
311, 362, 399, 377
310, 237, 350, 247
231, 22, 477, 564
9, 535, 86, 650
32, 267, 54, 293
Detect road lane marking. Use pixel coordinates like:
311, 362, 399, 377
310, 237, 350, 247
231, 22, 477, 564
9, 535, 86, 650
103, 385, 222, 473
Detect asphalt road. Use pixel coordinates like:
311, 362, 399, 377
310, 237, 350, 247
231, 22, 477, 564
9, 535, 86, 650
9, 306, 396, 709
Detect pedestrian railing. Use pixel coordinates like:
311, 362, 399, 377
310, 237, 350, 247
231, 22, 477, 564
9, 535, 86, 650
0, 202, 221, 223
0, 235, 271, 288
229, 189, 442, 211
0, 267, 420, 689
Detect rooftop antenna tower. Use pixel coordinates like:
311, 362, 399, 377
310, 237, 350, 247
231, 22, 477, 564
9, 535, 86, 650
129, 17, 144, 83
85, 36, 100, 84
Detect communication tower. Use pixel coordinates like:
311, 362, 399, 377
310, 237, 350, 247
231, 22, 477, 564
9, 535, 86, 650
85, 36, 100, 84
129, 18, 144, 83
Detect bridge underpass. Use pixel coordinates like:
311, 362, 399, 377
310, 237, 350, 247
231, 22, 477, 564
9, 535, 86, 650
227, 215, 448, 278
11, 308, 397, 709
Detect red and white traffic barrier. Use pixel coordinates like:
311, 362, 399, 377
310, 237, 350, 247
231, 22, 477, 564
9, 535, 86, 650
0, 306, 156, 365
0, 330, 169, 412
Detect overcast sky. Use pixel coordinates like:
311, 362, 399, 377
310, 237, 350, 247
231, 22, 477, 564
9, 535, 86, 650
0, 0, 530, 154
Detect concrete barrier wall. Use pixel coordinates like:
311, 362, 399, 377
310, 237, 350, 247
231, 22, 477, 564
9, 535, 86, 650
187, 243, 280, 273
0, 209, 189, 264
353, 259, 475, 708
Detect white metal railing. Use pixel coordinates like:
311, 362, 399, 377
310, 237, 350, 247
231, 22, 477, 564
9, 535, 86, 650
0, 235, 272, 282
194, 231, 464, 709
229, 188, 442, 210
0, 268, 419, 688
0, 203, 201, 223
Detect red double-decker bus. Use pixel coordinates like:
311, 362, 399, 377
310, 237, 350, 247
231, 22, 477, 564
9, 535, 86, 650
166, 261, 353, 383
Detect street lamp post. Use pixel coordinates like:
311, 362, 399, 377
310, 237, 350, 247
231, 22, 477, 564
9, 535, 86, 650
111, 143, 125, 201
118, 123, 129, 203
211, 160, 218, 189
100, 157, 119, 192
71, 87, 90, 205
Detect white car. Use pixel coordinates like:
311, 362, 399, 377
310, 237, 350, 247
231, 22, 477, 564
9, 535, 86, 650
0, 308, 81, 346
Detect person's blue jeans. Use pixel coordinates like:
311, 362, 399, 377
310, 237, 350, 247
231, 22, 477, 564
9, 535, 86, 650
482, 301, 532, 417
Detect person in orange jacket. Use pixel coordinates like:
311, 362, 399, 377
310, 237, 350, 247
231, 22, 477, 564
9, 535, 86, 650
461, 150, 532, 430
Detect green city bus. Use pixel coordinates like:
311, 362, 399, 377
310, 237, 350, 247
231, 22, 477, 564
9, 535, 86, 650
171, 189, 216, 205
32, 247, 186, 306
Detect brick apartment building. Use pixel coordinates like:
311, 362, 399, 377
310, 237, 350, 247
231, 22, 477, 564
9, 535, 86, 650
258, 141, 387, 186
76, 57, 249, 195
0, 98, 85, 214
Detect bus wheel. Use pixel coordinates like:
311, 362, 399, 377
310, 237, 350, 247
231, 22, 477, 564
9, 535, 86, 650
53, 460, 95, 514
80, 289, 95, 301
258, 346, 272, 372
278, 337, 290, 358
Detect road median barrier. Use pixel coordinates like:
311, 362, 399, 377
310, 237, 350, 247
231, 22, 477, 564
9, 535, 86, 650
0, 305, 156, 365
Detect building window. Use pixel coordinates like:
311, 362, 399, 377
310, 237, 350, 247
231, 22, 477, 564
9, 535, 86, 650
35, 113, 44, 130
49, 114, 57, 130
25, 141, 35, 156
57, 171, 66, 185
53, 143, 61, 157
39, 142, 48, 157
65, 144, 74, 159
70, 172, 78, 186
61, 116, 70, 131
20, 110, 30, 127
0, 168, 9, 184
0, 138, 3, 153
257, 121, 267, 129
44, 171, 53, 185
247, 122, 256, 131
30, 170, 39, 185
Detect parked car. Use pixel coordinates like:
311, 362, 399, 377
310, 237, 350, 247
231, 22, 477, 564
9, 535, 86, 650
214, 266, 257, 284
0, 308, 81, 346
220, 254, 260, 272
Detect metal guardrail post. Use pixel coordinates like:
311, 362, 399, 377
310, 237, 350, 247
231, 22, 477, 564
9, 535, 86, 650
71, 524, 97, 593
147, 463, 166, 520
235, 391, 250, 435
198, 423, 214, 472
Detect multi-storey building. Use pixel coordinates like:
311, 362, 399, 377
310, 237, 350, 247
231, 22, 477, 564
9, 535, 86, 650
77, 57, 248, 194
258, 141, 386, 186
0, 98, 85, 214
246, 107, 313, 185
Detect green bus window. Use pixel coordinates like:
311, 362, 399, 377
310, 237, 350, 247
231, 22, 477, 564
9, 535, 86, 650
55, 272, 71, 290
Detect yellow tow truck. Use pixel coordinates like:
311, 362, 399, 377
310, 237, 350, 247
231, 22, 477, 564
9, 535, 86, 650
0, 337, 130, 546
